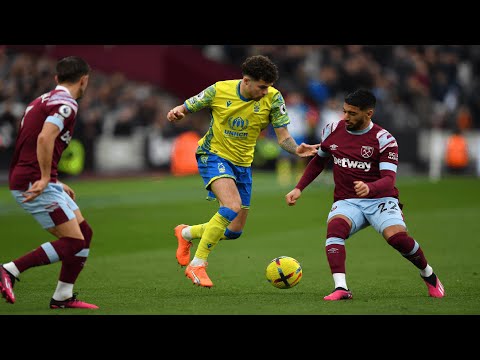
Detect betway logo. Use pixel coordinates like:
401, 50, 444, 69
333, 155, 371, 171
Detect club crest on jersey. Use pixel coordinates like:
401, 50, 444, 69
361, 146, 374, 158
59, 105, 72, 118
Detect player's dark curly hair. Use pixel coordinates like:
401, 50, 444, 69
345, 89, 376, 110
56, 56, 90, 84
241, 55, 279, 83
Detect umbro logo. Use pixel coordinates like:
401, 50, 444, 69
330, 144, 338, 151
226, 100, 232, 107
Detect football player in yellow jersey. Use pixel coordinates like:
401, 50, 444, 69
167, 55, 320, 287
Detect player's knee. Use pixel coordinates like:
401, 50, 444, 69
387, 231, 415, 254
224, 228, 243, 240
327, 217, 351, 240
218, 206, 238, 222
79, 220, 93, 247
62, 237, 86, 255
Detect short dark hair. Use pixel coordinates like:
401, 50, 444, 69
241, 55, 279, 83
344, 89, 376, 110
56, 56, 90, 83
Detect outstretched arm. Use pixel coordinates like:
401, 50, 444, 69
167, 104, 189, 122
274, 126, 320, 157
285, 155, 329, 206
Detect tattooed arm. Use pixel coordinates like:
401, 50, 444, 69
279, 135, 298, 155
274, 126, 320, 157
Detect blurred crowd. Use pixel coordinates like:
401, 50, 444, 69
1, 45, 480, 174
0, 46, 208, 170
200, 45, 480, 132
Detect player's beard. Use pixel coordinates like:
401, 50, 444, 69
346, 118, 366, 131
345, 121, 356, 131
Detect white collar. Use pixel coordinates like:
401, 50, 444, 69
55, 85, 72, 97
346, 120, 374, 135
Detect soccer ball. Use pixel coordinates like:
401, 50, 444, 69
265, 256, 303, 289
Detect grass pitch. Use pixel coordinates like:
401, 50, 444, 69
0, 172, 479, 315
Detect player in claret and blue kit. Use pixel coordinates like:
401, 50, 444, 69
0, 56, 98, 309
285, 88, 445, 301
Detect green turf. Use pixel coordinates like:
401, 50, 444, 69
0, 172, 479, 314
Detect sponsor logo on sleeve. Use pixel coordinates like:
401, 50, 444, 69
388, 152, 398, 161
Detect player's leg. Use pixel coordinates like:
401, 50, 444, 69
223, 208, 248, 240
179, 178, 251, 243
175, 184, 249, 266
179, 208, 248, 242
368, 197, 444, 298
323, 200, 367, 301
2, 183, 98, 308
45, 216, 97, 309
222, 166, 251, 241
176, 154, 249, 270
185, 177, 240, 287
175, 152, 230, 266
175, 212, 230, 267
382, 223, 445, 298
1, 184, 84, 304
48, 205, 97, 309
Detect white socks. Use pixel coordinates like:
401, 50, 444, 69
420, 264, 433, 278
182, 226, 193, 241
52, 281, 74, 301
332, 273, 348, 290
190, 257, 207, 266
3, 262, 20, 278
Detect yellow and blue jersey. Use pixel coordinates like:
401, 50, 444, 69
184, 79, 290, 166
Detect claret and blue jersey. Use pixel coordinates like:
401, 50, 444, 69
318, 119, 399, 201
